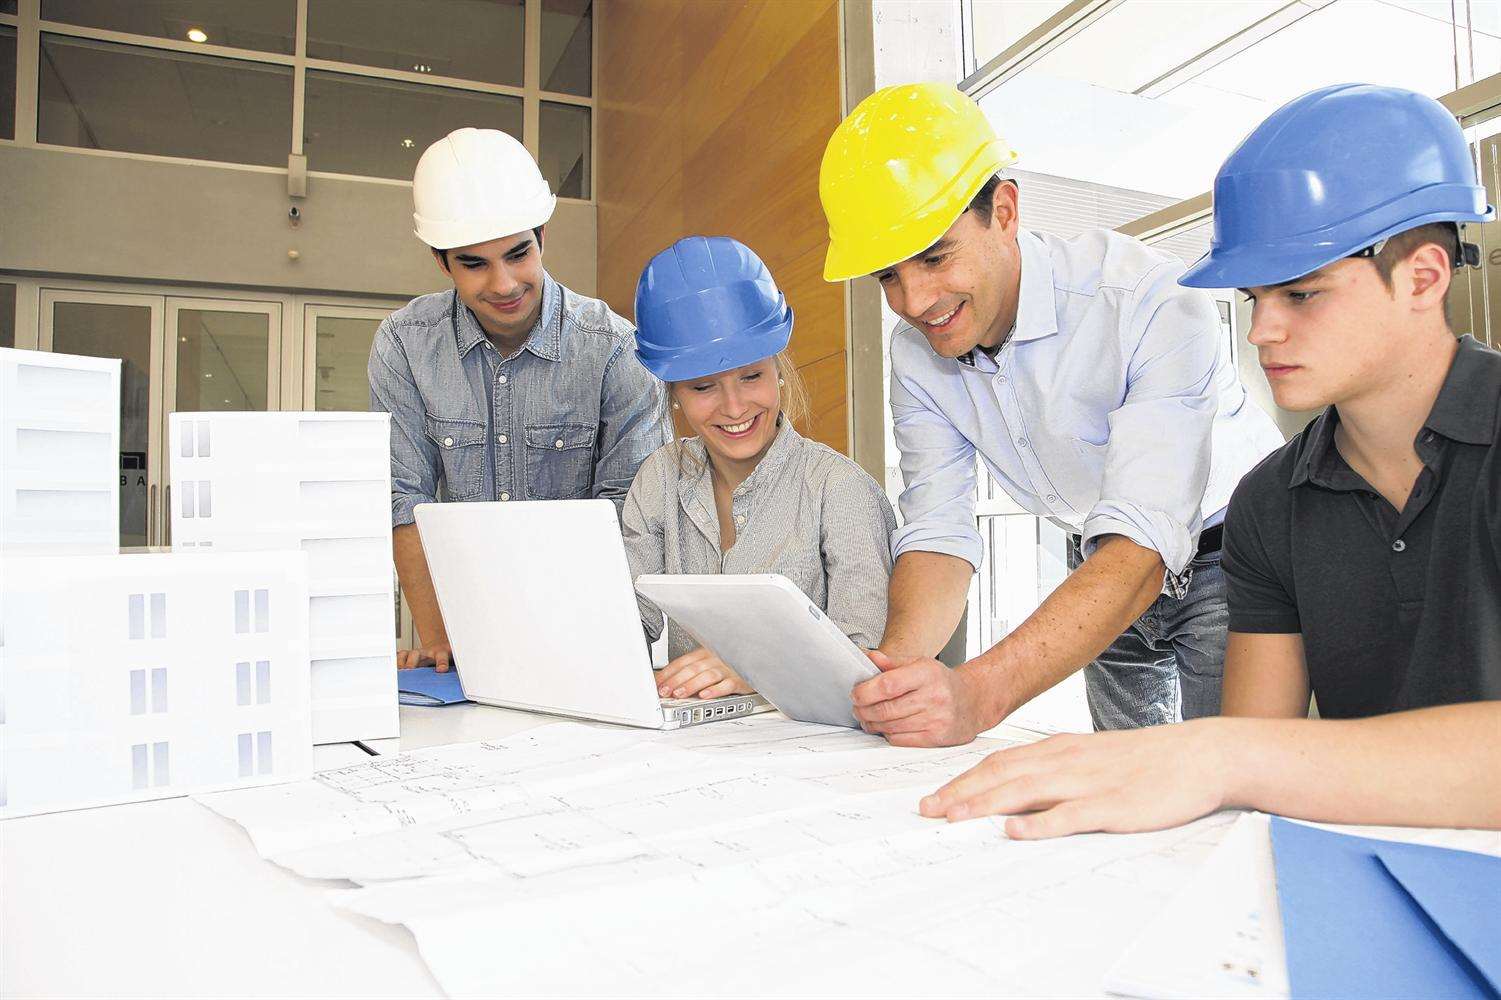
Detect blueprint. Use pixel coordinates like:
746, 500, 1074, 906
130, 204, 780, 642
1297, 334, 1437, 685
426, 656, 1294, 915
200, 717, 1238, 996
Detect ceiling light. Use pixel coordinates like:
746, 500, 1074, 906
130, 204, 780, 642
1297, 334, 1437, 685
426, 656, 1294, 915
412, 63, 431, 73
187, 27, 208, 43
204, 372, 213, 379
401, 138, 415, 149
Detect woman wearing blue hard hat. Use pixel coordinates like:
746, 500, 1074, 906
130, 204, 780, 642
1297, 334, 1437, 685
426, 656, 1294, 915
623, 236, 897, 700
916, 83, 1501, 839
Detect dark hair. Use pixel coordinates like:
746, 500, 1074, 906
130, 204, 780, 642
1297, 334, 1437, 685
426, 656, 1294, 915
435, 226, 545, 267
1368, 222, 1459, 326
966, 174, 1017, 226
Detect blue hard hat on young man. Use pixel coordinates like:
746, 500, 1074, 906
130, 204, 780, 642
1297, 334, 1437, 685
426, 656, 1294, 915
633, 236, 793, 382
1180, 82, 1495, 291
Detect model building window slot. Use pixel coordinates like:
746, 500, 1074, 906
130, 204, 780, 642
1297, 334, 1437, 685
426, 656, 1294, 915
237, 732, 253, 777
132, 743, 149, 789
236, 661, 252, 706
150, 668, 167, 712
234, 590, 250, 633
196, 420, 211, 458
197, 481, 212, 518
153, 741, 170, 786
150, 593, 166, 638
129, 593, 146, 639
255, 660, 271, 704
130, 669, 147, 714
181, 481, 196, 518
256, 730, 273, 775
254, 589, 270, 633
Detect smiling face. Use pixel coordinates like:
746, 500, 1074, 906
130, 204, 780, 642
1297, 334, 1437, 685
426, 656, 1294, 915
435, 229, 545, 345
874, 180, 1021, 359
671, 357, 782, 470
1242, 236, 1454, 413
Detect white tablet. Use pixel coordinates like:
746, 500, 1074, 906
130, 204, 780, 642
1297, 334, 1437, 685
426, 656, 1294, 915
633, 574, 878, 728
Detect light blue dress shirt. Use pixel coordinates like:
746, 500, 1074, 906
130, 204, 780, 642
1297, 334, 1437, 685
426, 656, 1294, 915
889, 228, 1283, 583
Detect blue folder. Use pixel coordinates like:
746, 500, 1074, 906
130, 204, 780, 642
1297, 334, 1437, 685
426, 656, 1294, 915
396, 665, 470, 706
1270, 817, 1501, 1000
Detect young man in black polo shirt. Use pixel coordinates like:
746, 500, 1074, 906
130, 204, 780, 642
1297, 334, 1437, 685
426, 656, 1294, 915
912, 83, 1501, 838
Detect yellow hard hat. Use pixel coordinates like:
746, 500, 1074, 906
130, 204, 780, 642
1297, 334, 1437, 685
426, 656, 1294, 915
819, 83, 1018, 282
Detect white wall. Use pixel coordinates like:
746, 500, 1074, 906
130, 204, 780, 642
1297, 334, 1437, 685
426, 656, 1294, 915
0, 146, 598, 299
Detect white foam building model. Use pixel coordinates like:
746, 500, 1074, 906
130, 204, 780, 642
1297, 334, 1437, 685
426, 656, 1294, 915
0, 346, 120, 553
0, 549, 313, 818
169, 412, 399, 745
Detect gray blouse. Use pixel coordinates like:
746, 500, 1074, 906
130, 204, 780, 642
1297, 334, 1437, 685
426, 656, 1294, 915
622, 421, 897, 660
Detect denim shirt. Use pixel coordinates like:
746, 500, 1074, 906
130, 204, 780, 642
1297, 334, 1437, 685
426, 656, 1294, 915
368, 273, 668, 527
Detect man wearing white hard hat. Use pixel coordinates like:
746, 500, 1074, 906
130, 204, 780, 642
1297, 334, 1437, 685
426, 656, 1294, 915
370, 127, 666, 672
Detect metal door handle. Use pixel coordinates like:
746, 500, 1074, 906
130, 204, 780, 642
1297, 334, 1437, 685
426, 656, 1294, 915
148, 484, 157, 549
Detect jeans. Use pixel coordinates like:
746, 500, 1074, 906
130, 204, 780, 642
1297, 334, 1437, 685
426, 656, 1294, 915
1067, 537, 1228, 730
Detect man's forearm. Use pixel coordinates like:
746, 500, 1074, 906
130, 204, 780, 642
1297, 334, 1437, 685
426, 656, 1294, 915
961, 535, 1165, 725
880, 551, 975, 659
393, 523, 447, 647
1216, 703, 1501, 829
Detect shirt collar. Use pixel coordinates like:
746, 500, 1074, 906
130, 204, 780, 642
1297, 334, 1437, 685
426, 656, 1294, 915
1422, 335, 1499, 446
451, 271, 563, 362
959, 228, 1057, 367
1289, 336, 1501, 490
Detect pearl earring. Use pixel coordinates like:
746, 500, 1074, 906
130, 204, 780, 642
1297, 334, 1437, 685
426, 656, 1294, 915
778, 378, 785, 387
671, 400, 680, 410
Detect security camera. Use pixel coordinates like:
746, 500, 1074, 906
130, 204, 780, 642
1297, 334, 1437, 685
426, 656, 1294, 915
288, 205, 301, 221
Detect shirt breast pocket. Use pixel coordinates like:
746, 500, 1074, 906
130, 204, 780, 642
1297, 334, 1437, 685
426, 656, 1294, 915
423, 415, 488, 501
525, 422, 596, 499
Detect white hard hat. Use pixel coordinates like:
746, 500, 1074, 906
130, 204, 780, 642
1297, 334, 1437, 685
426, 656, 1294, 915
412, 128, 556, 250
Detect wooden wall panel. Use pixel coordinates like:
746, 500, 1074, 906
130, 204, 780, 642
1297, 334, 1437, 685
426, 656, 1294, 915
597, 0, 848, 454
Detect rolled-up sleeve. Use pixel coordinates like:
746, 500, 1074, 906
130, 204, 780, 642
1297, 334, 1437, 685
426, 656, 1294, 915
819, 465, 898, 648
592, 336, 669, 513
1079, 262, 1217, 580
368, 321, 441, 528
888, 337, 983, 571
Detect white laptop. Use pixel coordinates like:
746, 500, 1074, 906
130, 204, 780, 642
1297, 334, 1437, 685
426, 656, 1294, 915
413, 499, 770, 729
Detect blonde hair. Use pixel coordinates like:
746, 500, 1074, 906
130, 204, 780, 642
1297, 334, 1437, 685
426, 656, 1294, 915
662, 349, 808, 475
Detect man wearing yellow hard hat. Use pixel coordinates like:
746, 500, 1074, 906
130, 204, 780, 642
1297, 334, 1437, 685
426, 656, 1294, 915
822, 84, 1283, 746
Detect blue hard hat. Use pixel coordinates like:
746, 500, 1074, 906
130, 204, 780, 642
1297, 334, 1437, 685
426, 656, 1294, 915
634, 236, 794, 382
1180, 83, 1494, 290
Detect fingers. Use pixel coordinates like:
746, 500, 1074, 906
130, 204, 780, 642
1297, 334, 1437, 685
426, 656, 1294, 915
698, 676, 744, 699
434, 646, 452, 673
396, 648, 418, 669
1005, 800, 1105, 840
919, 745, 1073, 817
852, 689, 927, 726
659, 649, 715, 695
850, 662, 930, 707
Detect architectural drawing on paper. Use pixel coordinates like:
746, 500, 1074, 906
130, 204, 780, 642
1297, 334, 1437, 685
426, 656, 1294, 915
0, 550, 313, 819
0, 347, 121, 553
169, 412, 398, 744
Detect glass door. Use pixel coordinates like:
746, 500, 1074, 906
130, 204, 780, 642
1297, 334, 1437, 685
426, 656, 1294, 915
302, 303, 386, 411
39, 289, 164, 548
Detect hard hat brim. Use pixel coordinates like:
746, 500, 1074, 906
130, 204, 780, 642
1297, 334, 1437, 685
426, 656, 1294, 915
636, 308, 793, 383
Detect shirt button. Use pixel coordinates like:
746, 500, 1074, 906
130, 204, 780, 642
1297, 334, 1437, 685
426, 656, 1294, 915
1018, 438, 1028, 448
499, 492, 510, 501
1392, 539, 1406, 553
735, 515, 746, 526
554, 438, 564, 449
497, 433, 508, 444
497, 374, 508, 385
1046, 494, 1057, 503
443, 436, 454, 448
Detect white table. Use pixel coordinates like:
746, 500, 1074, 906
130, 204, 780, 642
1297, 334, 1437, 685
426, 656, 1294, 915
1, 704, 548, 999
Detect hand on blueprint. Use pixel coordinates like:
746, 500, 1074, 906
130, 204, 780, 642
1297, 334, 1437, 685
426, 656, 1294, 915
398, 640, 455, 672
850, 651, 987, 748
657, 648, 753, 699
917, 720, 1227, 838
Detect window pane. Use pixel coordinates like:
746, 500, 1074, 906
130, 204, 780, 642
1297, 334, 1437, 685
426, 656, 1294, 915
540, 101, 589, 199
40, 0, 295, 54
0, 283, 14, 349
313, 315, 380, 411
304, 70, 521, 180
38, 35, 292, 167
974, 0, 1492, 204
1, 2, 16, 14
541, 0, 591, 97
175, 309, 269, 411
307, 0, 523, 87
1, 25, 15, 141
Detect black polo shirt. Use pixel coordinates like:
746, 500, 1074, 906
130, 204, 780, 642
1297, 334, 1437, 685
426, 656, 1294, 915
1222, 335, 1501, 719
